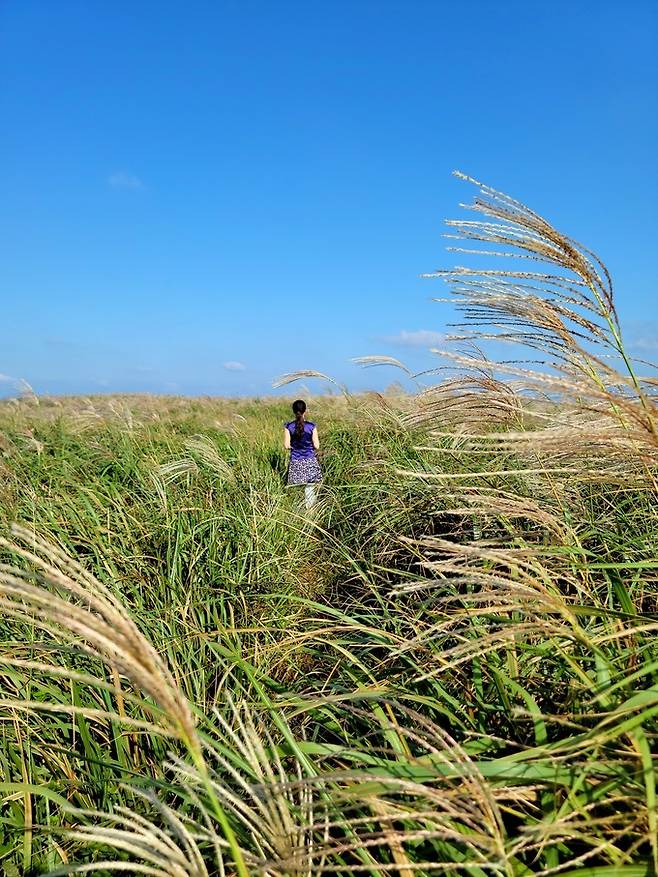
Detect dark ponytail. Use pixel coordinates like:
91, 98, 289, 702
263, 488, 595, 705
292, 399, 306, 441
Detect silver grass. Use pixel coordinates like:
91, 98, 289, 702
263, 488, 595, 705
0, 524, 200, 750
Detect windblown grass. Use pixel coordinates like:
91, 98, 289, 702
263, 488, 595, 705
1, 176, 657, 875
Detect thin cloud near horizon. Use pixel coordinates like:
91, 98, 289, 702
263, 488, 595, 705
628, 334, 658, 353
223, 361, 246, 371
383, 329, 446, 348
108, 171, 144, 190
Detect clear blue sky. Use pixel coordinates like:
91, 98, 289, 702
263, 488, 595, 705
1, 0, 657, 396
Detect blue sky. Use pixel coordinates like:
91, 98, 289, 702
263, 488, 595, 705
1, 0, 657, 397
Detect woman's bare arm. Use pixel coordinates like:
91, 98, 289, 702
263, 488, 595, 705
312, 427, 320, 450
283, 428, 291, 450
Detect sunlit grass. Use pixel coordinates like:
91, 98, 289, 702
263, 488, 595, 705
0, 176, 657, 874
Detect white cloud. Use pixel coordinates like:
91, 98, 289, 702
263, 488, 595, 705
223, 361, 246, 371
622, 321, 658, 356
384, 329, 446, 348
630, 335, 658, 353
108, 171, 144, 190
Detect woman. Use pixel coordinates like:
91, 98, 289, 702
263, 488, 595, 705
284, 399, 322, 509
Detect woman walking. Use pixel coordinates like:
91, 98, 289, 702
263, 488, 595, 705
284, 399, 322, 509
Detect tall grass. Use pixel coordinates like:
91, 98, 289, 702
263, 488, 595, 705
0, 177, 657, 874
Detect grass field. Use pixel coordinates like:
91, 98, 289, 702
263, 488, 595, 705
1, 177, 657, 875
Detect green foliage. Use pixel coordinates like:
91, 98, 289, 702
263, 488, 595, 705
1, 390, 657, 874
1, 176, 658, 873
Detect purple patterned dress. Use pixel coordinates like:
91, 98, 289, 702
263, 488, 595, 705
286, 420, 323, 485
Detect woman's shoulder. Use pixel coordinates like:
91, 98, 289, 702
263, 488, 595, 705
306, 420, 316, 429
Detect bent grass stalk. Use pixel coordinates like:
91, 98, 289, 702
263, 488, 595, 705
1, 177, 657, 872
0, 526, 250, 877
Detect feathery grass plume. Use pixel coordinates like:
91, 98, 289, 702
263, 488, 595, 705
297, 702, 511, 872
411, 373, 525, 431
184, 434, 234, 480
0, 524, 199, 749
18, 379, 40, 404
164, 693, 319, 876
352, 355, 415, 378
422, 172, 658, 442
382, 175, 658, 870
402, 177, 658, 520
413, 350, 658, 453
273, 369, 350, 398
47, 791, 211, 876
0, 382, 657, 871
384, 537, 658, 866
156, 457, 199, 485
0, 525, 254, 876
165, 682, 521, 875
108, 398, 140, 431
3, 177, 658, 873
